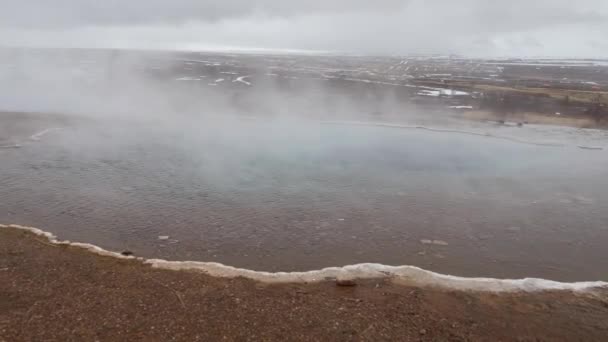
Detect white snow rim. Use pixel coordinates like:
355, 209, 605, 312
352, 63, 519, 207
2, 223, 607, 293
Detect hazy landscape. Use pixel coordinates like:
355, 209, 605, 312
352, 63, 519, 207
3, 1, 608, 340
2, 48, 608, 281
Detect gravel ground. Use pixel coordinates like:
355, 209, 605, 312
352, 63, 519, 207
1, 228, 608, 341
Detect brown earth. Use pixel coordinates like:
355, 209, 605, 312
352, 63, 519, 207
1, 228, 608, 341
472, 84, 608, 106
462, 110, 598, 128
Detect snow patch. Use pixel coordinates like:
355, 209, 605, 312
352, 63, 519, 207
2, 224, 134, 260
421, 239, 449, 246
147, 260, 607, 293
0, 144, 22, 149
418, 90, 440, 97
30, 128, 61, 141
175, 77, 202, 81
233, 76, 252, 86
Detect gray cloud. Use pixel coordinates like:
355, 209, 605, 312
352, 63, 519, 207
0, 0, 405, 28
1, 0, 608, 57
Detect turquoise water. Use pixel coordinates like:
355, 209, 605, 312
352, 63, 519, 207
2, 118, 608, 281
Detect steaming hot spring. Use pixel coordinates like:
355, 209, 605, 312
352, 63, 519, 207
2, 112, 608, 282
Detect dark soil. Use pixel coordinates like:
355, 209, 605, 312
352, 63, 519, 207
1, 228, 607, 341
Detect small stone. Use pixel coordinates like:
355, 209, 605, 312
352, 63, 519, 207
158, 236, 170, 240
419, 329, 427, 335
476, 233, 493, 241
336, 279, 357, 287
121, 250, 133, 256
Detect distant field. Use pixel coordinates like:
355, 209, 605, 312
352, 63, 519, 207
473, 84, 608, 105
1, 48, 608, 127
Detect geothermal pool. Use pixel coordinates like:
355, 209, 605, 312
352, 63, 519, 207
2, 115, 608, 281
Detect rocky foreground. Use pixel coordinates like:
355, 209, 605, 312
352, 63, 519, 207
1, 227, 608, 341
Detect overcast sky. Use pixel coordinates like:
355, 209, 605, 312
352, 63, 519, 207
1, 0, 607, 57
